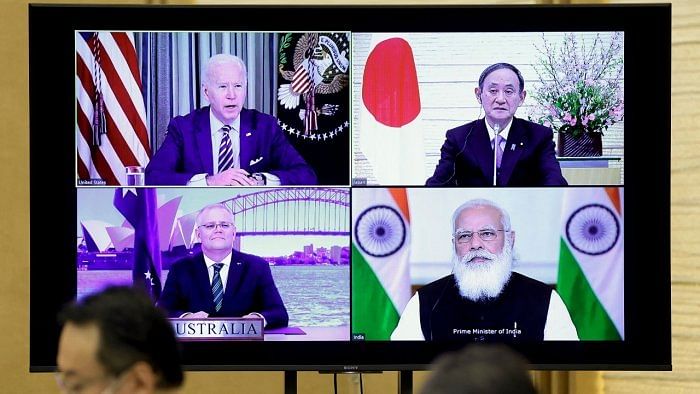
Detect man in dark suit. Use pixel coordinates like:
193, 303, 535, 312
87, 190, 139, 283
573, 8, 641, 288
158, 203, 288, 328
426, 63, 567, 186
145, 54, 316, 186
391, 199, 577, 341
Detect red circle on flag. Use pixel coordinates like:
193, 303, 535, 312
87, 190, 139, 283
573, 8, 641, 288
362, 38, 421, 128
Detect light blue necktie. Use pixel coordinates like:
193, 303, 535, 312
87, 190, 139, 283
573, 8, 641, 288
494, 134, 505, 169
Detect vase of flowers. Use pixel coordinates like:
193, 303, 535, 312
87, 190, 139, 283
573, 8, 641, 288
529, 32, 624, 157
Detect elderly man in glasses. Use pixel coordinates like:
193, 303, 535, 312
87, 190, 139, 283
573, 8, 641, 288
425, 63, 567, 187
158, 203, 288, 328
391, 199, 578, 341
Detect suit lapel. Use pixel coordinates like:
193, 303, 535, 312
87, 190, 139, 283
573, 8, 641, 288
223, 250, 246, 307
499, 118, 527, 185
467, 119, 495, 183
193, 254, 215, 309
196, 108, 214, 174
239, 109, 254, 172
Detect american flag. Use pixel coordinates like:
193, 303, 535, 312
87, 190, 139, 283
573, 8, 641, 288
291, 62, 318, 133
291, 62, 312, 95
76, 32, 151, 185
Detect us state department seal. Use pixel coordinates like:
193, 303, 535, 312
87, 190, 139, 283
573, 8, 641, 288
565, 203, 620, 256
354, 205, 406, 258
277, 32, 349, 142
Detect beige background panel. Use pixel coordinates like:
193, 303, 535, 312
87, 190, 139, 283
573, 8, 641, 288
2, 0, 697, 393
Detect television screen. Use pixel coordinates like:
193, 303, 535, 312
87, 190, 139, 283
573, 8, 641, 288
30, 4, 670, 371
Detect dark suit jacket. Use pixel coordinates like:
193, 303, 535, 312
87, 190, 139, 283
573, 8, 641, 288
158, 250, 289, 328
426, 117, 567, 186
145, 107, 317, 185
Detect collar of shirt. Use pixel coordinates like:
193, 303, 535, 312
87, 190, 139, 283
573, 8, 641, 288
209, 111, 241, 174
485, 117, 514, 143
202, 251, 233, 289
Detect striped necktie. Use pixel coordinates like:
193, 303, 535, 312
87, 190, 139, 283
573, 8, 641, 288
218, 125, 234, 173
212, 263, 224, 312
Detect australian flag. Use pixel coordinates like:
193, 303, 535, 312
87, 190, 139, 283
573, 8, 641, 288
114, 188, 162, 301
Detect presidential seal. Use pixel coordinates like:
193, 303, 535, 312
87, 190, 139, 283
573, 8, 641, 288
277, 33, 349, 142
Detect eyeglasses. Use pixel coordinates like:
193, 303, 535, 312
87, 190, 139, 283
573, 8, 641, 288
453, 229, 508, 244
198, 222, 234, 231
55, 371, 121, 394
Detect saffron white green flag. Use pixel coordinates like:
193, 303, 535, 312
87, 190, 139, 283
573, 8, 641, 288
557, 187, 624, 340
352, 188, 412, 340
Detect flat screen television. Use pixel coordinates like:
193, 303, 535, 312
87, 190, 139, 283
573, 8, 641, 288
29, 4, 671, 372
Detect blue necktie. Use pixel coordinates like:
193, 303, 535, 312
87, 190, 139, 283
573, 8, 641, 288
212, 263, 224, 312
218, 126, 234, 173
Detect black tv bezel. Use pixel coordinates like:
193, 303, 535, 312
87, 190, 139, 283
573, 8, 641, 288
29, 4, 671, 372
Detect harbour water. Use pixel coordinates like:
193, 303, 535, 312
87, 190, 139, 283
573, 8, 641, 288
77, 265, 349, 327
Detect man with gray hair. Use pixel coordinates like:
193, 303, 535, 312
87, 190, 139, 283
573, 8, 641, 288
391, 199, 577, 341
146, 53, 316, 186
426, 63, 566, 186
158, 203, 288, 328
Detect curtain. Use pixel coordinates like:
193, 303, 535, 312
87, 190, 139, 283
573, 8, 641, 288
135, 32, 278, 151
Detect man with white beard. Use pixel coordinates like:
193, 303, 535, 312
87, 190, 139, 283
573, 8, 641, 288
391, 199, 578, 341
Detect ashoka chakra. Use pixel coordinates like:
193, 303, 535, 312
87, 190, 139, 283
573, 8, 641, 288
565, 203, 620, 256
354, 205, 406, 258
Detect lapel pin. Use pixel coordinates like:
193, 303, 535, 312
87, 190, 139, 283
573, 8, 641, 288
511, 144, 516, 151
245, 132, 252, 137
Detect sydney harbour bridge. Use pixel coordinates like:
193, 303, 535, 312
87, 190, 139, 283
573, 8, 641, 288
79, 188, 350, 255
219, 188, 350, 237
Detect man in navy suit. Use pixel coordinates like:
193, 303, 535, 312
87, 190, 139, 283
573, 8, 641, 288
145, 54, 316, 186
158, 203, 288, 328
426, 63, 567, 186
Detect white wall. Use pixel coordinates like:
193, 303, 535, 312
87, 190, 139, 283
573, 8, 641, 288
405, 188, 566, 284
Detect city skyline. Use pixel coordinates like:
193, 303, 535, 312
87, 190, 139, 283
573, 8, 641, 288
77, 188, 350, 257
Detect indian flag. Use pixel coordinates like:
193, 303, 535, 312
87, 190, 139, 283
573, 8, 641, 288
352, 188, 412, 340
557, 187, 624, 340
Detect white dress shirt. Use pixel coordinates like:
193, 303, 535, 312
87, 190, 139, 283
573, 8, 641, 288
186, 111, 280, 186
202, 251, 233, 289
390, 288, 579, 341
485, 118, 512, 154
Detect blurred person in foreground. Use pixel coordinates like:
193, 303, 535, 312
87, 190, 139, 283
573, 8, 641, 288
56, 286, 183, 394
420, 344, 537, 394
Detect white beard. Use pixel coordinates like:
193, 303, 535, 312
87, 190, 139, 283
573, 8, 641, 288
452, 242, 513, 302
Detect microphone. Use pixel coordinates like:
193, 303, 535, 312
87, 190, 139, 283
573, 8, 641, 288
435, 107, 484, 186
492, 123, 501, 186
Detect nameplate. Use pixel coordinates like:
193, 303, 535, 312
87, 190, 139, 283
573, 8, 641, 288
170, 318, 264, 341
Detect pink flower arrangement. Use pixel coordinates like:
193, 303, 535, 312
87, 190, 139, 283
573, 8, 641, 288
529, 32, 624, 138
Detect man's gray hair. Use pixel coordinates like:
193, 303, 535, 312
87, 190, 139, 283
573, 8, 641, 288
202, 53, 248, 87
195, 203, 234, 226
451, 199, 512, 234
